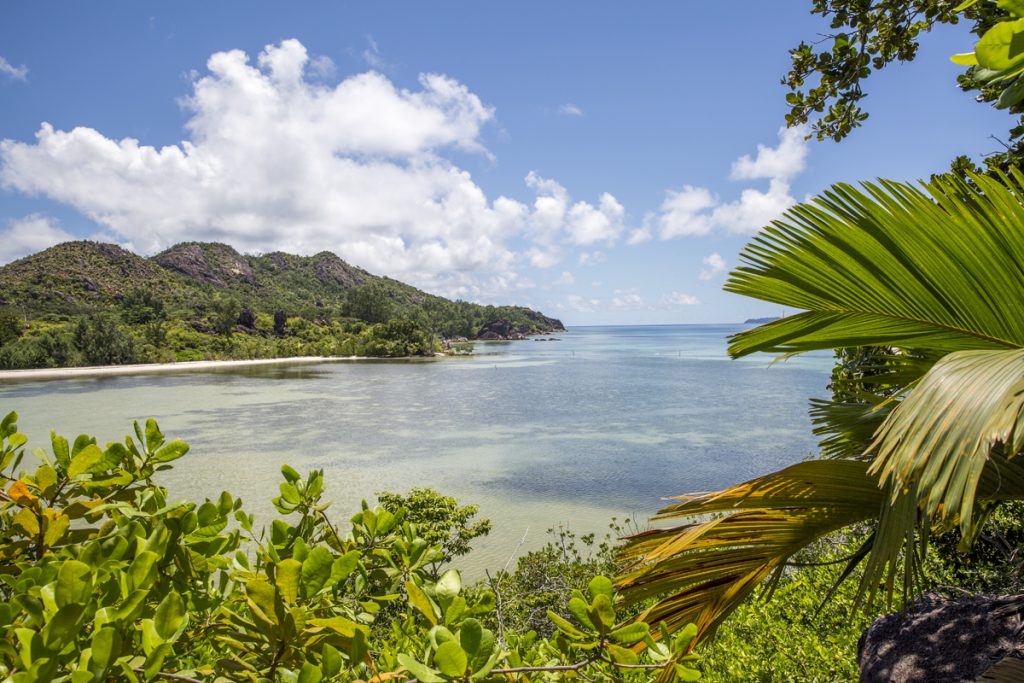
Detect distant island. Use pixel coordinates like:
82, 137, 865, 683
0, 241, 564, 370
743, 316, 781, 324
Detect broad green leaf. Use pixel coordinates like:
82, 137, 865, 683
547, 611, 587, 639
281, 464, 301, 483
568, 596, 595, 631
609, 622, 649, 645
67, 444, 116, 478
300, 546, 334, 598
275, 559, 302, 605
40, 603, 85, 650
321, 644, 342, 677
977, 18, 1024, 69
589, 594, 616, 634
153, 440, 188, 463
606, 643, 638, 665
950, 52, 979, 65
153, 591, 185, 640
675, 663, 703, 681
89, 627, 121, 680
55, 560, 91, 607
434, 641, 468, 678
42, 512, 69, 547
459, 617, 482, 655
406, 579, 438, 625
296, 662, 323, 683
435, 568, 461, 601
587, 575, 614, 602
330, 550, 359, 583
144, 419, 164, 452
397, 654, 444, 683
35, 466, 58, 497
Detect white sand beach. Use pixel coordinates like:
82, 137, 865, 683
0, 356, 367, 381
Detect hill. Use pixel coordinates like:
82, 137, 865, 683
0, 241, 563, 368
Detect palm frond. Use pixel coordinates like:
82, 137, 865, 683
617, 460, 883, 640
869, 348, 1024, 535
726, 170, 1024, 357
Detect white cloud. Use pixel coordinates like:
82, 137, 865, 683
0, 56, 28, 81
656, 126, 809, 239
0, 39, 620, 299
663, 291, 701, 306
362, 35, 387, 70
730, 126, 808, 181
699, 252, 727, 281
553, 271, 574, 285
626, 224, 652, 245
578, 250, 606, 266
558, 103, 584, 117
611, 289, 644, 310
0, 214, 75, 264
658, 186, 716, 239
308, 55, 337, 80
567, 294, 600, 312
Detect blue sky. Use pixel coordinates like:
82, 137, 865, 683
0, 2, 1012, 324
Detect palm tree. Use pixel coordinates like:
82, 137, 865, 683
616, 169, 1024, 643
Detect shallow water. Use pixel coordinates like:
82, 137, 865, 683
0, 325, 832, 575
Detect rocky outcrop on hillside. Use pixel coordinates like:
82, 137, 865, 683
153, 242, 256, 287
476, 313, 565, 340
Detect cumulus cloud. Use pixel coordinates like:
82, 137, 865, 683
611, 289, 644, 310
0, 39, 621, 298
558, 103, 584, 117
663, 291, 700, 306
699, 252, 727, 281
553, 271, 574, 285
730, 126, 808, 181
654, 126, 808, 239
578, 250, 606, 266
567, 294, 600, 312
0, 56, 28, 81
0, 215, 75, 264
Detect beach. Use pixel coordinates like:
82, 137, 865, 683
0, 355, 366, 381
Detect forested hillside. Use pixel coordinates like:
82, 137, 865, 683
0, 241, 563, 368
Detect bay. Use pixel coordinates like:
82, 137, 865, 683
0, 324, 832, 575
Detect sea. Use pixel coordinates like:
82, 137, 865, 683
0, 324, 833, 575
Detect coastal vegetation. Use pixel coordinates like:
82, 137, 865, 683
0, 241, 563, 370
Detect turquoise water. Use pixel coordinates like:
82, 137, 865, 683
0, 325, 832, 574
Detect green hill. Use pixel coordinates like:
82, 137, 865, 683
0, 240, 563, 368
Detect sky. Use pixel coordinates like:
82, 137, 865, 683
0, 2, 1013, 324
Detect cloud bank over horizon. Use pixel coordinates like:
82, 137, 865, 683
0, 39, 628, 298
0, 39, 810, 309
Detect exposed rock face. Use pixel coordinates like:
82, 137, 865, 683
858, 592, 1024, 682
475, 313, 565, 340
153, 242, 256, 287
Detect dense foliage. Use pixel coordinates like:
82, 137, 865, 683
0, 241, 563, 369
0, 412, 702, 682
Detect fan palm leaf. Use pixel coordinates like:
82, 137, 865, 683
619, 168, 1024, 646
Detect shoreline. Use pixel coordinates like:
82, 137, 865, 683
0, 355, 372, 381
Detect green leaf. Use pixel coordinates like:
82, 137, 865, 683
153, 591, 185, 640
950, 52, 979, 65
275, 559, 302, 605
321, 644, 342, 677
434, 640, 468, 678
609, 622, 649, 645
153, 440, 188, 463
675, 663, 702, 682
40, 603, 85, 650
435, 568, 461, 601
301, 547, 335, 598
279, 482, 301, 505
606, 643, 638, 665
1000, 0, 1024, 17
587, 575, 614, 602
67, 444, 111, 478
281, 464, 301, 483
89, 628, 121, 680
296, 662, 323, 683
568, 596, 595, 631
330, 550, 359, 583
590, 594, 616, 633
459, 617, 483, 655
406, 579, 438, 625
397, 654, 444, 683
144, 419, 164, 453
55, 560, 91, 607
547, 611, 587, 639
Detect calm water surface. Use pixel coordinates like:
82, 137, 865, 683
0, 325, 831, 574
